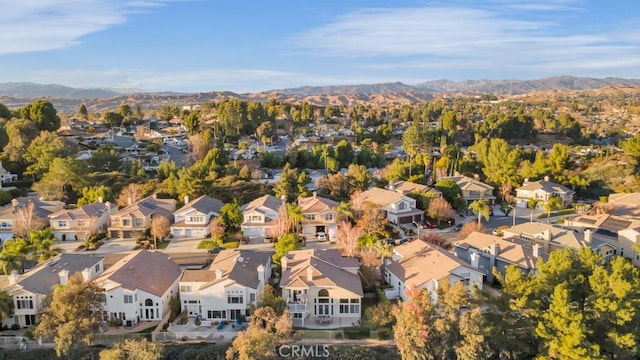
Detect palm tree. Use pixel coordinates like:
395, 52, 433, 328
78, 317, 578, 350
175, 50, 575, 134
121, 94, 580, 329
334, 201, 354, 223
0, 238, 31, 274
544, 196, 562, 224
469, 200, 490, 225
528, 198, 541, 222
28, 228, 60, 263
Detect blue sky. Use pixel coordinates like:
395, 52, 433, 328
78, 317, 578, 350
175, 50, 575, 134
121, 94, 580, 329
0, 0, 638, 93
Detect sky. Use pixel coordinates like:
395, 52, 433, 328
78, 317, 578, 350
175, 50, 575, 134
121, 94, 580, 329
0, 0, 639, 93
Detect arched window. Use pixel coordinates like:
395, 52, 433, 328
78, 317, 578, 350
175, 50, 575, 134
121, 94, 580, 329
318, 289, 329, 297
145, 299, 153, 306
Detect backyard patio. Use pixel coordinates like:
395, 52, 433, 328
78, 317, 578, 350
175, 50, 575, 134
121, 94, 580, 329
166, 317, 247, 341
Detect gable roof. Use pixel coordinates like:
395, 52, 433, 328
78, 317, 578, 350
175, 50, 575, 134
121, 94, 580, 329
453, 232, 546, 268
241, 195, 282, 213
388, 240, 476, 288
4, 254, 104, 296
96, 250, 181, 297
298, 194, 339, 213
359, 187, 407, 207
609, 192, 640, 206
181, 249, 271, 290
177, 195, 224, 215
441, 175, 494, 192
501, 222, 597, 249
114, 195, 176, 219
517, 180, 574, 194
0, 198, 64, 220
49, 201, 116, 221
280, 248, 363, 297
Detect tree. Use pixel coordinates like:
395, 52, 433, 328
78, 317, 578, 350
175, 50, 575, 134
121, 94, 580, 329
393, 286, 433, 360
356, 204, 388, 239
226, 306, 293, 360
0, 291, 14, 325
33, 157, 87, 201
0, 103, 10, 120
255, 284, 287, 316
336, 221, 363, 257
469, 199, 490, 224
219, 199, 243, 232
24, 131, 75, 178
528, 198, 541, 222
29, 100, 61, 131
402, 125, 422, 178
621, 133, 640, 158
99, 338, 162, 360
471, 138, 521, 186
117, 183, 146, 207
273, 233, 302, 265
286, 203, 302, 234
544, 196, 562, 224
150, 215, 170, 249
117, 104, 132, 119
346, 164, 371, 192
103, 111, 124, 128
78, 104, 88, 119
78, 185, 114, 206
13, 202, 45, 238
209, 217, 225, 243
0, 238, 31, 274
4, 118, 39, 167
183, 112, 200, 135
428, 197, 455, 225
35, 273, 104, 358
435, 179, 464, 210
87, 145, 121, 172
458, 223, 485, 240
28, 228, 60, 263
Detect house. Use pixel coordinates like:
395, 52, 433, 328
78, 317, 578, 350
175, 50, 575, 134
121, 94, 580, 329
0, 197, 65, 241
280, 249, 363, 328
0, 162, 17, 183
107, 195, 176, 239
1, 254, 105, 327
501, 222, 610, 256
384, 240, 484, 302
49, 200, 118, 241
515, 176, 575, 208
358, 187, 424, 225
452, 232, 546, 284
179, 249, 272, 322
298, 193, 339, 241
439, 175, 495, 205
240, 195, 283, 238
171, 196, 225, 239
96, 250, 181, 327
564, 213, 640, 265
608, 192, 640, 217
388, 180, 442, 198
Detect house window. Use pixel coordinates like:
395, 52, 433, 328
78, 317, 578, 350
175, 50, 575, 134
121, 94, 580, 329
77, 220, 85, 227
339, 299, 360, 314
248, 215, 261, 222
57, 221, 67, 227
16, 297, 33, 310
250, 293, 256, 303
122, 219, 131, 226
180, 285, 192, 293
324, 214, 334, 221
397, 202, 406, 211
227, 296, 243, 304
188, 216, 204, 223
207, 310, 226, 319
305, 214, 316, 221
95, 264, 100, 273
124, 295, 133, 304
134, 219, 143, 227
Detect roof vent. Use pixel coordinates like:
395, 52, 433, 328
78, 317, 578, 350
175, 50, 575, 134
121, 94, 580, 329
237, 257, 244, 263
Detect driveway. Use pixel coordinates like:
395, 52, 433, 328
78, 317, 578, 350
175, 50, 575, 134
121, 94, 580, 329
163, 237, 207, 253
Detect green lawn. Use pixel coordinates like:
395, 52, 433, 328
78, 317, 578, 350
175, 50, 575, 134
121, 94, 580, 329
197, 240, 217, 249
538, 209, 576, 219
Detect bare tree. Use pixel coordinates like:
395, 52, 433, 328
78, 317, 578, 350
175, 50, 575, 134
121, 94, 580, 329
117, 183, 145, 207
150, 215, 170, 249
187, 133, 213, 164
421, 233, 449, 248
209, 217, 225, 244
594, 201, 616, 215
272, 204, 291, 240
427, 197, 456, 225
458, 222, 485, 240
14, 202, 45, 238
336, 221, 363, 257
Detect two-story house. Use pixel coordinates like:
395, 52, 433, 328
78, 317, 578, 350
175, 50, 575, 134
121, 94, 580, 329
107, 195, 176, 239
1, 254, 105, 327
298, 193, 339, 242
96, 250, 181, 327
358, 187, 424, 225
388, 180, 443, 198
240, 195, 282, 238
49, 200, 118, 241
501, 222, 611, 256
179, 249, 272, 322
0, 197, 65, 241
280, 248, 363, 328
384, 240, 484, 302
171, 196, 225, 239
440, 175, 496, 205
0, 161, 17, 183
515, 176, 575, 208
452, 231, 546, 284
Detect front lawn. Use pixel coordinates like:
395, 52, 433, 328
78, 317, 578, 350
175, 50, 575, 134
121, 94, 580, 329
538, 209, 576, 219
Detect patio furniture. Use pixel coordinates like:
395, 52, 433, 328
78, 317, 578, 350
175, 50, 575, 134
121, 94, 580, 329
236, 317, 243, 325
216, 320, 226, 330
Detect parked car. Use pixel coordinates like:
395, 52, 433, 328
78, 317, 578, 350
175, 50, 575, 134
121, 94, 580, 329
383, 238, 396, 246
452, 223, 463, 232
208, 246, 224, 254
316, 232, 327, 242
425, 220, 437, 229
397, 237, 409, 245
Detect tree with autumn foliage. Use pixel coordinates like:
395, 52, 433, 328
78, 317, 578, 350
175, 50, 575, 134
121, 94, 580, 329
226, 306, 293, 360
336, 220, 363, 257
427, 197, 455, 225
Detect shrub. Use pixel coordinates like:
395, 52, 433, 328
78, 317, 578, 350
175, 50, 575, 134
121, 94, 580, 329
222, 241, 240, 249
194, 317, 201, 326
343, 327, 370, 339
377, 327, 391, 340
109, 317, 123, 327
10, 324, 20, 330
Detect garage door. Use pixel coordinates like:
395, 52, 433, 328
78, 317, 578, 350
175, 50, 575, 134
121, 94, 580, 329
398, 216, 412, 224
242, 227, 265, 237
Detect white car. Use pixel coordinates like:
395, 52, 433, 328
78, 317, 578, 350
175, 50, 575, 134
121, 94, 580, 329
316, 232, 327, 242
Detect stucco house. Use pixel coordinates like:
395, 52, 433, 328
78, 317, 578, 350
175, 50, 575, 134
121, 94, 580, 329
384, 240, 484, 302
96, 250, 181, 327
107, 195, 176, 239
171, 196, 225, 239
452, 232, 546, 284
0, 162, 17, 183
179, 249, 272, 322
298, 193, 339, 241
240, 195, 283, 238
0, 197, 65, 241
1, 254, 105, 327
49, 200, 118, 241
358, 187, 424, 225
388, 180, 442, 198
515, 176, 575, 208
439, 175, 495, 205
280, 248, 363, 328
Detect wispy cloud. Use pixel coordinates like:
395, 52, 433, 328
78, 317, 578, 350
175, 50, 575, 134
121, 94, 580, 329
290, 2, 640, 78
0, 0, 178, 55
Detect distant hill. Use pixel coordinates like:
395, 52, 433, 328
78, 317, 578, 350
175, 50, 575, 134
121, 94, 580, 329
0, 82, 124, 99
272, 82, 418, 95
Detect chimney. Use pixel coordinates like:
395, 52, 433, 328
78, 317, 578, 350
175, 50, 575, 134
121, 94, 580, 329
489, 243, 500, 256
98, 196, 104, 203
184, 195, 190, 204
8, 270, 19, 285
469, 251, 480, 268
523, 178, 529, 184
306, 267, 313, 282
215, 269, 223, 279
152, 193, 158, 199
11, 199, 17, 207
257, 264, 265, 283
58, 269, 69, 285
542, 229, 552, 241
312, 191, 317, 198
584, 229, 593, 244
281, 256, 288, 271
533, 244, 542, 258
82, 267, 92, 282
544, 175, 550, 182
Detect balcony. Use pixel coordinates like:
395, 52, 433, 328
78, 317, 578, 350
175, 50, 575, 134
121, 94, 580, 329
287, 302, 307, 313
